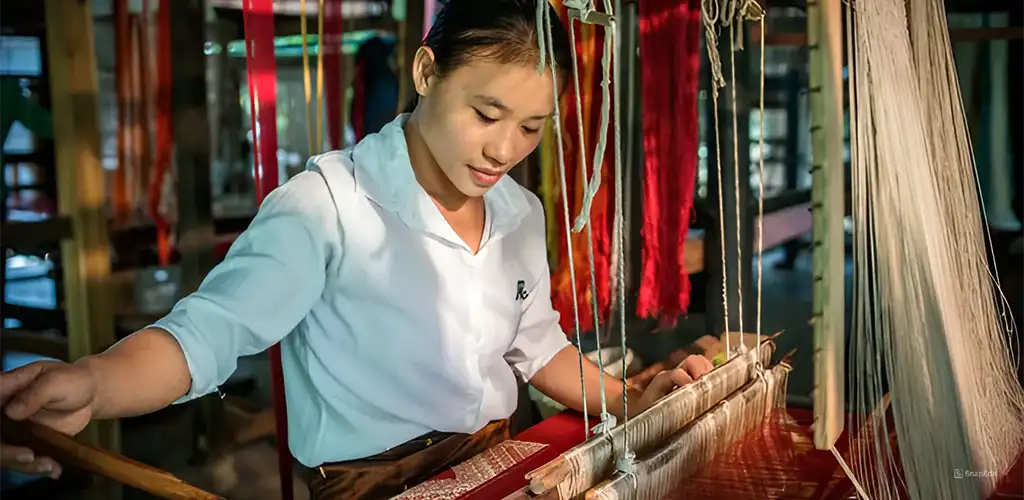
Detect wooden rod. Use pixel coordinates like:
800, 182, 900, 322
1, 418, 222, 500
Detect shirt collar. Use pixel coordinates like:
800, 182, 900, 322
348, 113, 531, 246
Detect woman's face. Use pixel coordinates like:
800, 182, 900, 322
412, 51, 555, 198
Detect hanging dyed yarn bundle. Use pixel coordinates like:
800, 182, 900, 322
634, 0, 702, 325
846, 0, 1024, 498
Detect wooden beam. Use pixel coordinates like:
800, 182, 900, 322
43, 0, 121, 495
1, 417, 219, 500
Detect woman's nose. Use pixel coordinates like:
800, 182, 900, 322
483, 136, 514, 168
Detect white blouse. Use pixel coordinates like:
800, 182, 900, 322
152, 114, 570, 466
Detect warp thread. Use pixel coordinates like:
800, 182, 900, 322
847, 0, 1024, 498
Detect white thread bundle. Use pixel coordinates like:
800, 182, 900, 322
847, 1, 1024, 498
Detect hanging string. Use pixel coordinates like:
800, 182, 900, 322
748, 0, 765, 352
727, 4, 745, 340
538, 0, 590, 439
600, 0, 637, 477
701, 0, 731, 357
565, 7, 613, 431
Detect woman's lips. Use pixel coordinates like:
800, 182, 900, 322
468, 165, 502, 186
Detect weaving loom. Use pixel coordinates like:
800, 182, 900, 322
8, 1, 1024, 499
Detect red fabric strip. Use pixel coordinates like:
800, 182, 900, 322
241, 2, 292, 500
323, 0, 345, 150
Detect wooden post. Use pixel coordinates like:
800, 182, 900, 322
172, 0, 216, 296
395, 0, 426, 113
43, 0, 121, 496
170, 0, 222, 462
807, 0, 846, 451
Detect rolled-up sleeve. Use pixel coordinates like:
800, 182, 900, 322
504, 196, 571, 382
151, 172, 339, 403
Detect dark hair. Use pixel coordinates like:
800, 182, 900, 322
403, 0, 573, 113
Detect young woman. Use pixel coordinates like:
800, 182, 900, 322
0, 1, 713, 498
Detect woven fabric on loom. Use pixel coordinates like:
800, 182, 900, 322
393, 440, 547, 500
664, 408, 855, 500
547, 1, 617, 336
635, 0, 701, 325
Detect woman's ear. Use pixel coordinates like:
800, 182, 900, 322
412, 46, 437, 98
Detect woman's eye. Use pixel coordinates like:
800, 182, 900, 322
522, 126, 540, 135
475, 109, 498, 124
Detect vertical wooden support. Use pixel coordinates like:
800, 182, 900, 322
395, 0, 425, 113
171, 0, 216, 296
43, 0, 121, 496
171, 0, 222, 462
807, 0, 846, 450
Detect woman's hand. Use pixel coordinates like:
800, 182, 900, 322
634, 355, 714, 414
1, 361, 99, 479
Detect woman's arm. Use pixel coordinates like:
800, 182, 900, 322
81, 327, 192, 418
529, 345, 641, 420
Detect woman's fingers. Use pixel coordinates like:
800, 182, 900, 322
678, 355, 714, 381
0, 443, 63, 479
1, 443, 36, 465
646, 368, 694, 398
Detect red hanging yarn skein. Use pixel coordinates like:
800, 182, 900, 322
635, 0, 702, 326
